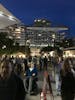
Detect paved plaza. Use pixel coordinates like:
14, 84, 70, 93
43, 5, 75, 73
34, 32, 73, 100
24, 71, 61, 100
26, 94, 61, 100
25, 81, 61, 100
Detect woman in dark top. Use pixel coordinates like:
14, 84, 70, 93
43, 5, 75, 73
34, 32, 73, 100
0, 60, 25, 100
60, 58, 75, 100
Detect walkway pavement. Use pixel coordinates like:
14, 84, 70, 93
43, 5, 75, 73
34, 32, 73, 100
26, 94, 61, 100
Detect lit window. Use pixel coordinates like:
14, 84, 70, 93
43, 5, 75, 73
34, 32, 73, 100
34, 19, 37, 22
38, 34, 41, 36
42, 20, 46, 23
38, 19, 41, 22
52, 34, 55, 39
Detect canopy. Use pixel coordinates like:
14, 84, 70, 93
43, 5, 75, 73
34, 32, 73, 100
0, 4, 21, 29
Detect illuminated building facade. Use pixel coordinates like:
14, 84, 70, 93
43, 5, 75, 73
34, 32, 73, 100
0, 4, 69, 51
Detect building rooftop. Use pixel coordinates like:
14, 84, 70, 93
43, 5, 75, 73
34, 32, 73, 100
0, 4, 21, 29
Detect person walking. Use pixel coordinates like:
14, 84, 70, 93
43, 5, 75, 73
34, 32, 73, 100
55, 57, 63, 95
0, 60, 25, 100
60, 58, 75, 100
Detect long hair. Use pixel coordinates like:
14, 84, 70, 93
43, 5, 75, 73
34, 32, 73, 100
62, 58, 71, 76
0, 60, 12, 78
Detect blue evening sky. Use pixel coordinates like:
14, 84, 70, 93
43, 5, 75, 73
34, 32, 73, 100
0, 0, 75, 36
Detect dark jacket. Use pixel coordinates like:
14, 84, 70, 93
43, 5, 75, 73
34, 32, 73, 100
26, 67, 38, 77
60, 70, 75, 95
0, 72, 25, 100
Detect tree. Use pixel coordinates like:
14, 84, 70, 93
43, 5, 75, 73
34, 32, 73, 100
0, 32, 7, 48
25, 46, 31, 56
41, 46, 53, 52
62, 38, 74, 48
0, 32, 14, 54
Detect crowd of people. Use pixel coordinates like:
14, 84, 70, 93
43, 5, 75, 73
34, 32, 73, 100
0, 54, 75, 100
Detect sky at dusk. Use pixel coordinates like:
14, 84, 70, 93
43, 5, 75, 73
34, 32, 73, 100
0, 0, 75, 36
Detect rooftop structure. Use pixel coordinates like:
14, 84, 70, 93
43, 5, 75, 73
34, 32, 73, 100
0, 4, 21, 29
